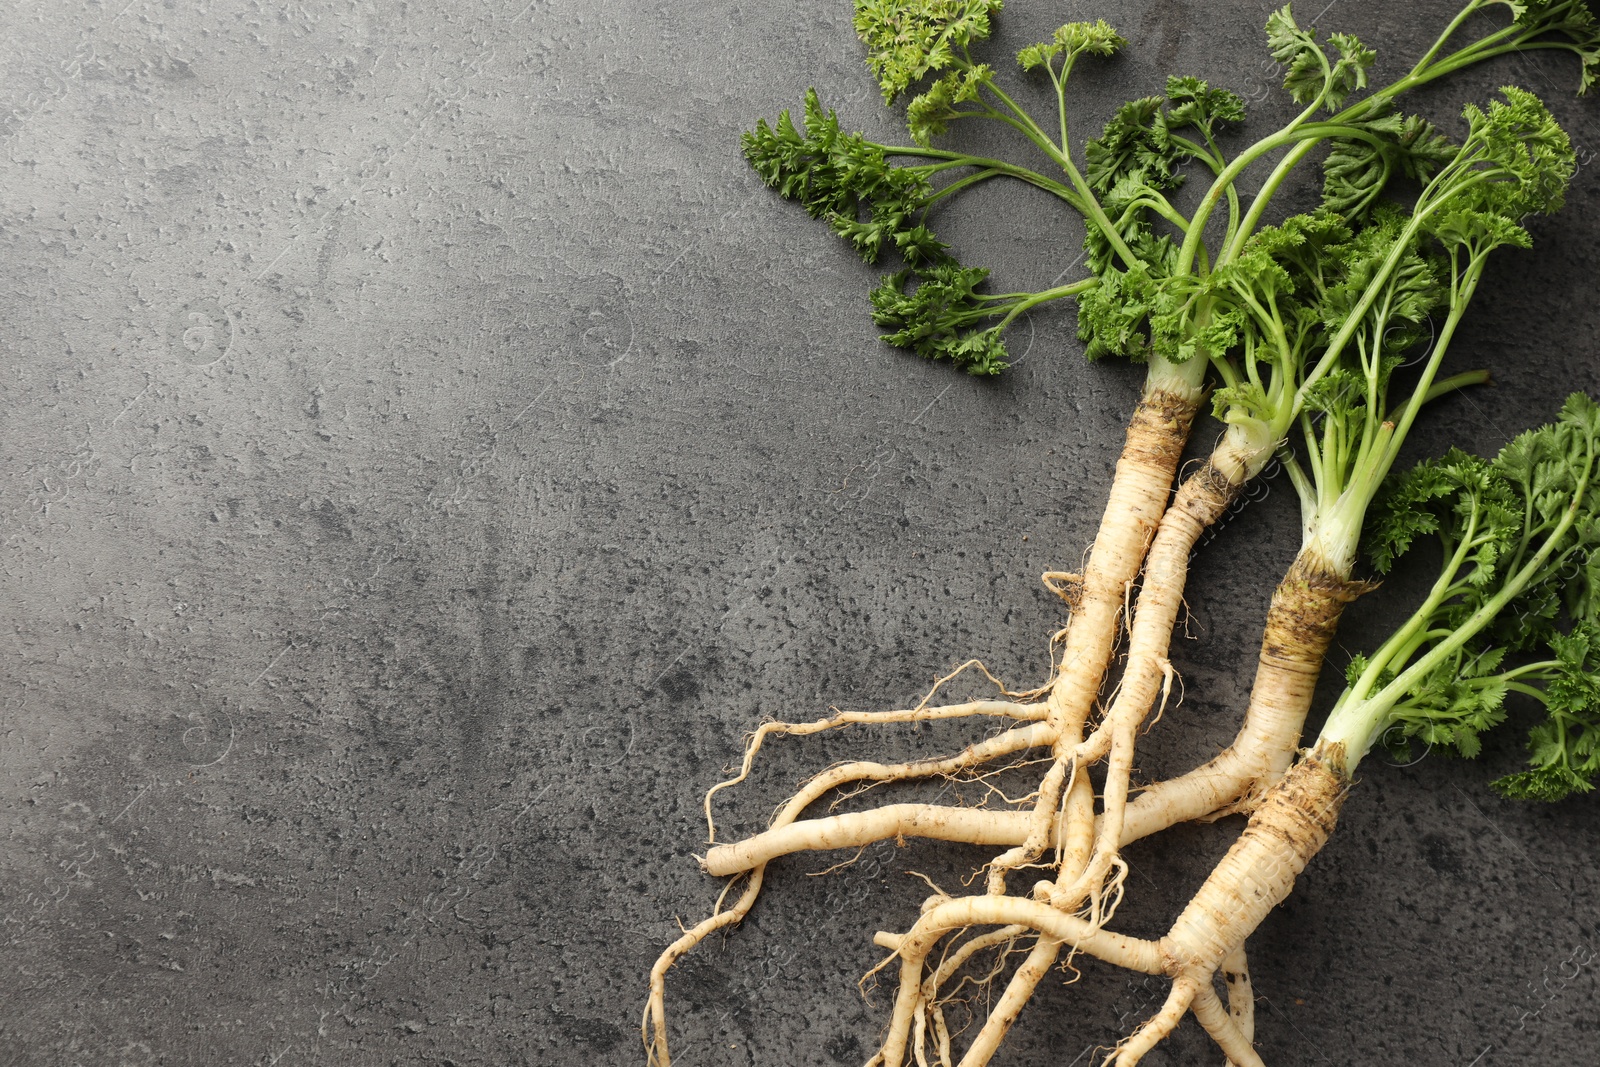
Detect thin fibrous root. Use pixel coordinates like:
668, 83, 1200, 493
654, 387, 1202, 1067
953, 935, 1061, 1067
917, 929, 1033, 1067
651, 723, 1056, 1065
1102, 958, 1265, 1067
875, 896, 1164, 1067
1039, 724, 1138, 923
951, 757, 1098, 1067
996, 462, 1235, 922
706, 699, 1049, 837
1041, 570, 1084, 611
701, 721, 1054, 871
930, 926, 1029, 995
861, 460, 1244, 1066
983, 757, 1070, 895
644, 868, 765, 1067
931, 1000, 954, 1067
965, 752, 1346, 1067
915, 658, 1060, 704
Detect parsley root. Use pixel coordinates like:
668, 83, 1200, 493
645, 3, 1600, 1066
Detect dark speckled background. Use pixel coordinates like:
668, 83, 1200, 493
2, 2, 1598, 1065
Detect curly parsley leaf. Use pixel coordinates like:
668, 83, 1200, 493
1349, 396, 1600, 792
1322, 112, 1459, 218
854, 0, 1003, 103
1084, 78, 1245, 197
743, 90, 947, 265
1457, 86, 1575, 220
1017, 19, 1126, 72
1163, 75, 1247, 134
870, 265, 1010, 375
906, 64, 992, 146
1493, 623, 1600, 800
1264, 6, 1375, 111
1075, 261, 1157, 362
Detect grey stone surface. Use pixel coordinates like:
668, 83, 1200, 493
2, 1, 1598, 1065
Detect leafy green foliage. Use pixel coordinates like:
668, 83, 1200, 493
1084, 97, 1183, 196
1385, 648, 1510, 759
853, 0, 1003, 102
1149, 279, 1244, 366
1076, 262, 1237, 366
1265, 5, 1327, 106
743, 90, 945, 265
1017, 19, 1125, 72
1164, 76, 1247, 132
1075, 262, 1157, 361
1493, 625, 1600, 799
1084, 77, 1247, 195
1349, 396, 1600, 798
747, 0, 1585, 395
1366, 450, 1514, 576
906, 65, 992, 145
1508, 0, 1600, 94
745, 91, 1040, 375
870, 265, 1009, 375
1241, 210, 1354, 285
1452, 86, 1575, 220
1264, 6, 1375, 110
1204, 207, 1446, 439
1322, 112, 1458, 218
1327, 32, 1378, 104
1316, 205, 1446, 337
1078, 77, 1245, 276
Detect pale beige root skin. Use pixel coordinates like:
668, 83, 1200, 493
1103, 964, 1264, 1067
1119, 554, 1368, 847
645, 722, 1050, 1066
700, 720, 1054, 876
872, 896, 1166, 1067
873, 753, 1347, 1067
1111, 976, 1198, 1067
950, 765, 1099, 1067
706, 696, 1048, 842
983, 757, 1069, 894
1102, 750, 1349, 1067
913, 923, 1031, 1065
1220, 940, 1255, 1065
937, 461, 1239, 1067
990, 386, 1202, 891
954, 936, 1062, 1067
830, 392, 1207, 1067
1191, 979, 1265, 1067
1043, 387, 1201, 748
648, 386, 1203, 1067
703, 804, 1048, 877
702, 390, 1204, 887
1045, 462, 1242, 920
646, 871, 764, 1067
755, 720, 1053, 841
1161, 750, 1346, 977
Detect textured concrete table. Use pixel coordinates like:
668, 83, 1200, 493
3, 2, 1598, 1065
